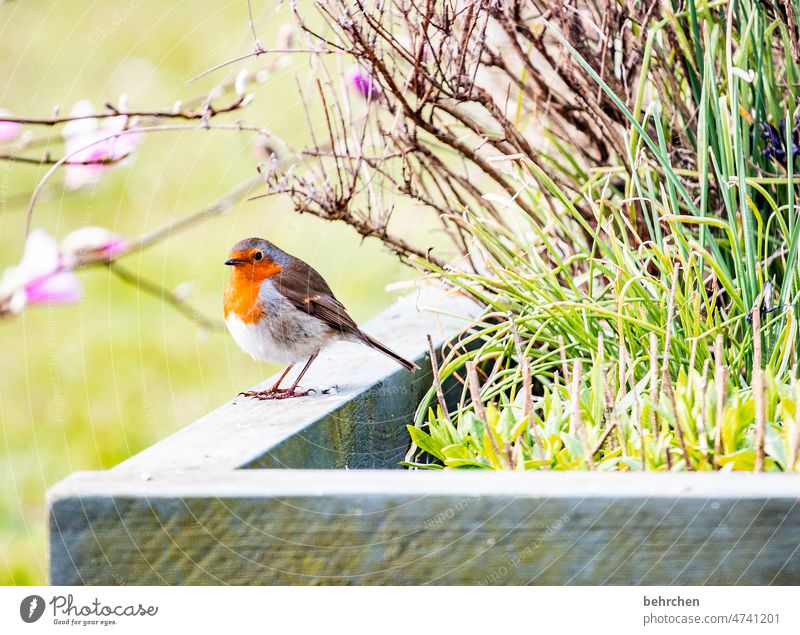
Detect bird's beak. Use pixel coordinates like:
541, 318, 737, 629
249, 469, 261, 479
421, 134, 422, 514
224, 258, 246, 266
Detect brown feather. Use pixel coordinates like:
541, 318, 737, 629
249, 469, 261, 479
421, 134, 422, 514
275, 256, 418, 370
273, 259, 362, 338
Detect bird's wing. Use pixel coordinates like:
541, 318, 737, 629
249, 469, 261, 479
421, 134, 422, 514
273, 261, 362, 338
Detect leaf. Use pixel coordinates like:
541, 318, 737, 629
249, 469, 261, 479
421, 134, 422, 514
482, 431, 502, 469
522, 459, 550, 469
462, 412, 485, 451
764, 423, 786, 470
558, 432, 584, 462
407, 425, 446, 462
498, 407, 517, 441
438, 406, 461, 445
717, 449, 755, 471
428, 407, 456, 448
486, 403, 501, 433
509, 414, 530, 441
441, 444, 470, 460
445, 458, 492, 469
721, 399, 755, 453
398, 461, 445, 470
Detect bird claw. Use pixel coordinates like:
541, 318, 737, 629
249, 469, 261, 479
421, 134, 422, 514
238, 387, 313, 400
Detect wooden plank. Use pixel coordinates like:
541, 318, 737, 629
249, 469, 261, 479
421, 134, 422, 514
48, 287, 800, 586
49, 471, 800, 585
110, 287, 476, 474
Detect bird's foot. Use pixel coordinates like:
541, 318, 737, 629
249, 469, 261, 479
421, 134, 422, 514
238, 387, 315, 400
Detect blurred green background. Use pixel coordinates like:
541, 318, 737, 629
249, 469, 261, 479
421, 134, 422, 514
0, 1, 410, 584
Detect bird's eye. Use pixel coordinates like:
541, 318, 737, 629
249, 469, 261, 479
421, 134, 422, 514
253, 251, 263, 261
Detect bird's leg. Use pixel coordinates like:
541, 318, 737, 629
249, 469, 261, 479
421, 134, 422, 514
286, 351, 319, 397
278, 352, 319, 399
239, 364, 294, 399
240, 353, 321, 400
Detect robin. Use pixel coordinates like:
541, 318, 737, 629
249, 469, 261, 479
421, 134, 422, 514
223, 237, 418, 399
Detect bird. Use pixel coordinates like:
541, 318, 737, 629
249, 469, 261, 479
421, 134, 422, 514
223, 237, 419, 400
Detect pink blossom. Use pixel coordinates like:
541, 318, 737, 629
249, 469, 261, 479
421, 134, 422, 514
0, 229, 81, 314
61, 226, 127, 265
346, 66, 381, 102
61, 101, 143, 190
0, 226, 125, 314
24, 271, 82, 305
0, 109, 21, 142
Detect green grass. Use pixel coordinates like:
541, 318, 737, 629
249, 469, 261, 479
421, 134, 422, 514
406, 0, 800, 471
0, 1, 409, 584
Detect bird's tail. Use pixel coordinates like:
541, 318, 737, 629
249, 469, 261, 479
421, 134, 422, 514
359, 332, 419, 371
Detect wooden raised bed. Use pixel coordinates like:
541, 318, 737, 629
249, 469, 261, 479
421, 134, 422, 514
47, 289, 800, 585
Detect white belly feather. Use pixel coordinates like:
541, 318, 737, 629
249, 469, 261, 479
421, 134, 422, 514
225, 279, 334, 365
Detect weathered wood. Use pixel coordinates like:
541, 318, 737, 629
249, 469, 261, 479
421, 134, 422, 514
110, 288, 476, 474
46, 287, 800, 586
49, 471, 800, 585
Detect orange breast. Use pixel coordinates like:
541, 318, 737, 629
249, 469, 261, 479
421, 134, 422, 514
223, 274, 265, 324
223, 262, 283, 324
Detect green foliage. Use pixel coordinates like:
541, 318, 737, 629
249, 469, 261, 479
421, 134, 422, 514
407, 363, 800, 472
408, 0, 800, 471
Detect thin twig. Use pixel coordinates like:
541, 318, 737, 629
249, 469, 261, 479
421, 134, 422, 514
558, 334, 570, 385
466, 360, 506, 468
510, 315, 544, 459
427, 334, 449, 421
662, 368, 693, 470
0, 153, 127, 166
186, 47, 348, 84
128, 176, 262, 254
791, 371, 800, 471
570, 358, 594, 469
713, 332, 726, 468
631, 382, 645, 470
661, 265, 681, 373
24, 123, 266, 237
591, 369, 618, 459
107, 263, 222, 331
0, 98, 246, 127
246, 0, 265, 55
752, 307, 766, 472
698, 358, 710, 460
649, 332, 659, 436
617, 296, 627, 401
